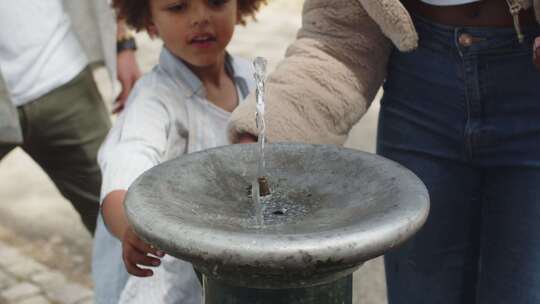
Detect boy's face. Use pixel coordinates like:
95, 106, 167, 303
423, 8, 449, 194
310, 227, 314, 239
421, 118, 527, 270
148, 0, 238, 67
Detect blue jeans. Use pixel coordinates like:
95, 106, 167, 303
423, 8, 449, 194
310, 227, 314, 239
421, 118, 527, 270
378, 15, 540, 304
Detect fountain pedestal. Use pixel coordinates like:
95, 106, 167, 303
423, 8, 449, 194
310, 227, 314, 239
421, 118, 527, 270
125, 143, 430, 303
204, 275, 352, 304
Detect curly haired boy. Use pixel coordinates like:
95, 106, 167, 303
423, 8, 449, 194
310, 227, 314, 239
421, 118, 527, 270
92, 0, 266, 303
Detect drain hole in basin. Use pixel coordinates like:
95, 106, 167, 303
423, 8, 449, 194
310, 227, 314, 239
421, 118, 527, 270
273, 209, 286, 216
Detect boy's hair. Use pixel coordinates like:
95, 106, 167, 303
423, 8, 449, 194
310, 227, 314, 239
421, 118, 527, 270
113, 0, 268, 32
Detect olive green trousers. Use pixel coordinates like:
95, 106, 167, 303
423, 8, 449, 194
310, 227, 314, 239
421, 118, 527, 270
0, 67, 111, 234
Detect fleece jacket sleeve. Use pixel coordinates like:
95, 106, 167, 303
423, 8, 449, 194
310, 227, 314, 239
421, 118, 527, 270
228, 0, 393, 145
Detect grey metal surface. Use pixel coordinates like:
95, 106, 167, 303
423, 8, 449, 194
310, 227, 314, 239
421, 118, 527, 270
125, 143, 429, 289
204, 274, 352, 304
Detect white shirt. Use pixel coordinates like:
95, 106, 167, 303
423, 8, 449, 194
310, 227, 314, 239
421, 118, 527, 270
92, 47, 254, 304
420, 0, 480, 5
0, 1, 88, 106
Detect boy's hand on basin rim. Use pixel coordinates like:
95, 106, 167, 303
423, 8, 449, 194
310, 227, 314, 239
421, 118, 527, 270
122, 227, 165, 277
102, 190, 165, 277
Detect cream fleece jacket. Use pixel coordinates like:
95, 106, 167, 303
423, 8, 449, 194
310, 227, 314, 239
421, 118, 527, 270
228, 0, 540, 145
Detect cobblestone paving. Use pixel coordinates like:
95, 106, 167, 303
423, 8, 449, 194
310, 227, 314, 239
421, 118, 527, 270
0, 241, 92, 304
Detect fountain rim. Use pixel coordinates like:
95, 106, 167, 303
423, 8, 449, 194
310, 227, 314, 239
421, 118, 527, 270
125, 142, 430, 270
128, 201, 428, 270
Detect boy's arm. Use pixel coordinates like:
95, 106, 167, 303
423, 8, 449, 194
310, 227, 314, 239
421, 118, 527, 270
101, 190, 129, 240
99, 87, 174, 276
102, 190, 164, 277
99, 94, 170, 233
228, 0, 392, 145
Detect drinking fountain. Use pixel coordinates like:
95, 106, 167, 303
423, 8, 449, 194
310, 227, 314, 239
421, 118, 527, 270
124, 142, 430, 303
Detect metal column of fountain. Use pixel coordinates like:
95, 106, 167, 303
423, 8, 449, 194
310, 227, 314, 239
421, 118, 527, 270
124, 59, 430, 304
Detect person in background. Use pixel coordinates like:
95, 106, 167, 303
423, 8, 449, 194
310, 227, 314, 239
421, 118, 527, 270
0, 0, 141, 234
93, 0, 266, 303
228, 0, 540, 303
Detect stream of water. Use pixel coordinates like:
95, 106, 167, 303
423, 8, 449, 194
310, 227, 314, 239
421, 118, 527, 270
252, 57, 268, 226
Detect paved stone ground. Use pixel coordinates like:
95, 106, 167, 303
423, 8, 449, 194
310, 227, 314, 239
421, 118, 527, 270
0, 1, 387, 303
0, 239, 93, 304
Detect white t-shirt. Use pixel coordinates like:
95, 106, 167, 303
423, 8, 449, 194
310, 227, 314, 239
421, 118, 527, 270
0, 1, 88, 106
421, 0, 481, 5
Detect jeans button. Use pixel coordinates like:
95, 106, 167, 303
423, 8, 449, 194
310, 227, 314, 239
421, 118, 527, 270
459, 33, 473, 47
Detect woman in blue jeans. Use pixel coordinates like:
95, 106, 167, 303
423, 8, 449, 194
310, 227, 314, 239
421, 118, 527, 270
379, 3, 540, 303
229, 0, 540, 303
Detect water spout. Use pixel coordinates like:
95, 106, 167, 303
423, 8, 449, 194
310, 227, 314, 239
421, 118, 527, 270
252, 57, 270, 225
254, 57, 268, 182
257, 176, 271, 196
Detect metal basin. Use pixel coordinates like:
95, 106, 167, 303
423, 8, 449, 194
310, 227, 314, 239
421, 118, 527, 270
125, 143, 429, 289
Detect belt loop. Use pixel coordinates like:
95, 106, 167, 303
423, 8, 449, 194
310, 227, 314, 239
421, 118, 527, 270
506, 0, 525, 43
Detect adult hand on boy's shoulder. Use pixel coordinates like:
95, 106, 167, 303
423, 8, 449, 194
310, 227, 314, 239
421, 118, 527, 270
122, 227, 165, 277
